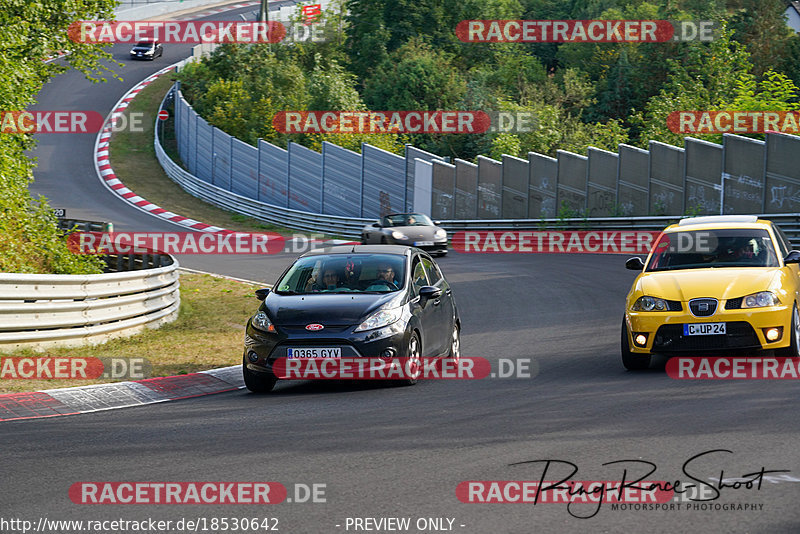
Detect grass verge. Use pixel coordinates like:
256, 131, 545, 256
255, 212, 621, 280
0, 273, 257, 394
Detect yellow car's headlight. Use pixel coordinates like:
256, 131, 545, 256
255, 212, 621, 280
632, 296, 670, 311
741, 291, 780, 308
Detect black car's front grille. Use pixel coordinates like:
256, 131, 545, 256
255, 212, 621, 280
689, 298, 718, 317
725, 297, 743, 310
652, 322, 760, 352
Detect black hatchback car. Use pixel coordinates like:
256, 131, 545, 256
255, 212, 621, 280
242, 245, 461, 392
129, 40, 163, 60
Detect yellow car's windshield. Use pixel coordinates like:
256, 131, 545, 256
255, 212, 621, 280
647, 229, 779, 271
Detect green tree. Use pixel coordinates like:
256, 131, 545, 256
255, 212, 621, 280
0, 0, 117, 273
633, 24, 754, 146
730, 0, 799, 78
363, 38, 466, 110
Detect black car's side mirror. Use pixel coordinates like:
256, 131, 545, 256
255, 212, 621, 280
419, 286, 442, 300
372, 221, 381, 227
784, 251, 800, 264
625, 257, 645, 270
255, 288, 271, 300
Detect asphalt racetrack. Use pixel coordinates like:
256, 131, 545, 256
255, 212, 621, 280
5, 4, 800, 533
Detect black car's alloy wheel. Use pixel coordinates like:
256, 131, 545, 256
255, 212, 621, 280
449, 324, 460, 363
243, 355, 277, 393
397, 332, 421, 386
621, 318, 650, 370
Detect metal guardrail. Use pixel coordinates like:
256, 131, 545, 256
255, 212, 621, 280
438, 214, 800, 247
0, 253, 181, 351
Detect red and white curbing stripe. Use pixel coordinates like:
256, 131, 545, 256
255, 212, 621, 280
95, 65, 228, 233
94, 65, 359, 246
0, 366, 244, 423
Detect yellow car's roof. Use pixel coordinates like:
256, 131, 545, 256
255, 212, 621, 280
662, 215, 773, 233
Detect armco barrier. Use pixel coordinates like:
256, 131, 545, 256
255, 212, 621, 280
0, 255, 180, 351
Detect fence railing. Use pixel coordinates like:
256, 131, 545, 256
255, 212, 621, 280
155, 58, 800, 246
0, 252, 180, 351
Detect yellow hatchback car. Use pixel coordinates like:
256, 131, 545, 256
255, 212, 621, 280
622, 215, 800, 370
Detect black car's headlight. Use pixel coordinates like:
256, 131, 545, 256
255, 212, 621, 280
392, 231, 408, 240
355, 307, 402, 332
741, 291, 780, 308
632, 296, 670, 311
252, 310, 276, 332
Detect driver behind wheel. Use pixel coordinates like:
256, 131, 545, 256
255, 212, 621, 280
365, 261, 398, 291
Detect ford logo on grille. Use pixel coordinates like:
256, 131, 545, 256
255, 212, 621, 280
306, 323, 324, 331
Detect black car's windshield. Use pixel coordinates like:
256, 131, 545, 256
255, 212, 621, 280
135, 41, 154, 47
383, 213, 433, 226
647, 228, 779, 271
275, 254, 406, 294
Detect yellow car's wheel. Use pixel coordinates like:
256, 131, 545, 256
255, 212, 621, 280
780, 304, 800, 358
621, 318, 651, 370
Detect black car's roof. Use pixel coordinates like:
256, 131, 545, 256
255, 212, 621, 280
300, 244, 412, 257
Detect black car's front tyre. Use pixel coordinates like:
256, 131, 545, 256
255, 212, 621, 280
448, 324, 461, 363
621, 318, 651, 370
397, 331, 421, 386
243, 356, 278, 393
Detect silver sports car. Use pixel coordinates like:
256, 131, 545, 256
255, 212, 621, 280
361, 213, 448, 255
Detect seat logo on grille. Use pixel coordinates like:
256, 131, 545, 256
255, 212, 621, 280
306, 323, 324, 331
689, 298, 718, 317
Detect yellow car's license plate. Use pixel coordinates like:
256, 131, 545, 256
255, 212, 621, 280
683, 323, 726, 335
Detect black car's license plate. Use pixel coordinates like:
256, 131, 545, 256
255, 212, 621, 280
287, 347, 341, 358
